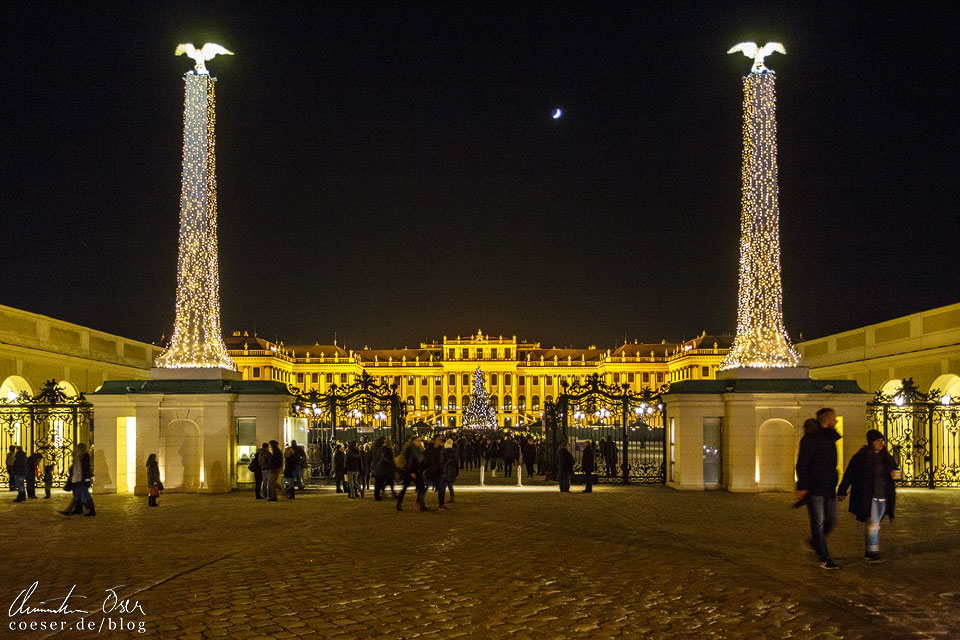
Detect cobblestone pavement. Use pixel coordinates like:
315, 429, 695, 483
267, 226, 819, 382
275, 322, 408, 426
1, 479, 957, 639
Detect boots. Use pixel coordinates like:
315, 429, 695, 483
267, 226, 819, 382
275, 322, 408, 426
287, 486, 295, 499
12, 491, 25, 503
148, 495, 157, 507
44, 487, 51, 499
83, 505, 96, 517
72, 503, 83, 514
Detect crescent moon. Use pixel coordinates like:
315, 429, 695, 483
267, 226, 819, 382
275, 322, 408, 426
552, 108, 562, 119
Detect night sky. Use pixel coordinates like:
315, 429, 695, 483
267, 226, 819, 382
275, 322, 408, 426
3, 3, 957, 350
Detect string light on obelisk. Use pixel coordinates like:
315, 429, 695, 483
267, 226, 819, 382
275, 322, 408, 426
156, 43, 236, 370
720, 42, 801, 370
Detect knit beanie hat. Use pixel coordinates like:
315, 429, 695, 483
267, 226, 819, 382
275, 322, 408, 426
866, 429, 884, 445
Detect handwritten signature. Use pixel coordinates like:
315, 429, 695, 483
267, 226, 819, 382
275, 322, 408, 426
9, 582, 145, 618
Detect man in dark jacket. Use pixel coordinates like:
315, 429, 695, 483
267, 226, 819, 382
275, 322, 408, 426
838, 429, 898, 562
426, 436, 443, 490
333, 444, 345, 493
522, 437, 537, 478
256, 443, 271, 500
502, 437, 518, 477
581, 440, 596, 493
5, 445, 16, 491
796, 408, 842, 569
558, 441, 574, 492
26, 451, 42, 499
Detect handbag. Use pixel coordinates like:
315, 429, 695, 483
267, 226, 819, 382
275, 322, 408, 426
393, 453, 406, 469
156, 481, 164, 491
64, 479, 73, 492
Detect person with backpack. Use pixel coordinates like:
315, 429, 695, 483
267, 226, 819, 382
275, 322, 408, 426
438, 438, 459, 510
248, 449, 263, 499
796, 408, 842, 569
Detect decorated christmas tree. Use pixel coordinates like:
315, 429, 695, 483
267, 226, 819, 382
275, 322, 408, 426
462, 366, 497, 429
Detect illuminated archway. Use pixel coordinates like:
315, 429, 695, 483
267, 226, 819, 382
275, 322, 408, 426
162, 419, 203, 491
929, 374, 960, 402
1, 376, 34, 402
757, 418, 796, 491
56, 380, 79, 398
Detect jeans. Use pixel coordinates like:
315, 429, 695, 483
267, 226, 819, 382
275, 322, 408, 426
72, 482, 93, 510
437, 480, 454, 505
260, 471, 271, 498
866, 498, 886, 552
13, 475, 26, 493
559, 472, 571, 492
806, 495, 837, 562
347, 471, 360, 497
504, 460, 513, 477
267, 469, 281, 500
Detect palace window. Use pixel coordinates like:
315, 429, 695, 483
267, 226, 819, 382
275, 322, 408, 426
476, 349, 483, 359
312, 373, 319, 383
532, 376, 539, 385
449, 348, 455, 359
491, 348, 498, 359
642, 372, 649, 383
505, 373, 512, 385
393, 376, 400, 385
462, 373, 469, 385
326, 373, 333, 383
657, 372, 664, 383
421, 376, 428, 384
545, 395, 553, 405
532, 395, 540, 411
435, 376, 442, 385
434, 395, 442, 411
253, 367, 261, 378
448, 395, 457, 410
420, 395, 428, 411
407, 396, 415, 409
546, 376, 553, 386
491, 373, 498, 386
462, 349, 469, 359
505, 349, 512, 359
462, 395, 469, 410
491, 395, 498, 413
408, 375, 414, 385
504, 395, 513, 412
702, 366, 710, 377
518, 395, 526, 411
628, 373, 635, 383
518, 376, 525, 386
297, 373, 304, 384
449, 373, 456, 386
613, 373, 620, 383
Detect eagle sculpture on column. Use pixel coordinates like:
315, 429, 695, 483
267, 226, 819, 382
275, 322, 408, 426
175, 42, 234, 74
727, 42, 786, 73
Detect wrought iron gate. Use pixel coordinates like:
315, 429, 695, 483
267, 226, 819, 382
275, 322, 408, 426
290, 372, 405, 478
543, 374, 666, 484
0, 380, 93, 488
866, 378, 960, 488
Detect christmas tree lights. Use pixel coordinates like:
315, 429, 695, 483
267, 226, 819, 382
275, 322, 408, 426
155, 63, 235, 370
462, 366, 497, 429
720, 59, 801, 370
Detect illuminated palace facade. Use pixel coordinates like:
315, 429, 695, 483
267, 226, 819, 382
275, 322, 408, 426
225, 330, 733, 427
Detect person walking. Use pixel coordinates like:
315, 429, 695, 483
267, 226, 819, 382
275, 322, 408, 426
266, 440, 283, 501
558, 441, 574, 492
374, 438, 397, 501
838, 429, 898, 562
283, 445, 299, 499
438, 438, 459, 510
146, 453, 162, 507
61, 443, 94, 516
522, 437, 537, 478
397, 437, 428, 512
502, 436, 518, 478
10, 446, 27, 503
362, 442, 373, 491
333, 444, 346, 494
582, 439, 596, 493
345, 442, 362, 498
796, 408, 842, 569
248, 449, 263, 499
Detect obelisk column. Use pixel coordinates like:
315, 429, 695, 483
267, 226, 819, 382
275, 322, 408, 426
720, 49, 801, 371
155, 64, 235, 371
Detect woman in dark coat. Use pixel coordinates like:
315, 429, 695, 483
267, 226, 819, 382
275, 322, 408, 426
146, 453, 162, 507
838, 429, 898, 562
438, 439, 459, 509
373, 438, 396, 501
